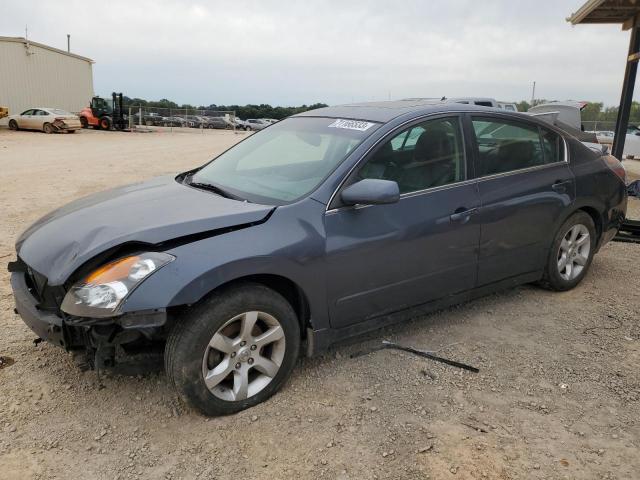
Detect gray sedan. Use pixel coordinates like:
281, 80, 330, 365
10, 100, 627, 415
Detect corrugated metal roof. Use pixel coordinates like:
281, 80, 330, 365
0, 36, 94, 63
568, 0, 640, 25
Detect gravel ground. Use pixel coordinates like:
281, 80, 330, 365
0, 128, 638, 480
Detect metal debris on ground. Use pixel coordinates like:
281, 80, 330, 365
613, 219, 640, 244
350, 340, 479, 373
0, 356, 15, 369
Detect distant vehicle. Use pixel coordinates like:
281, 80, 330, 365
162, 116, 187, 127
403, 97, 507, 110
261, 118, 279, 124
132, 112, 165, 126
497, 102, 518, 112
163, 116, 187, 127
232, 118, 249, 130
8, 107, 81, 133
245, 119, 270, 131
79, 93, 128, 131
204, 117, 229, 129
181, 115, 203, 128
594, 131, 614, 145
527, 102, 598, 143
445, 97, 499, 108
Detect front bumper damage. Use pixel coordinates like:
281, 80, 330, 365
11, 272, 65, 347
10, 268, 168, 370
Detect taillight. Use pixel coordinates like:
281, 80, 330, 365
603, 154, 626, 184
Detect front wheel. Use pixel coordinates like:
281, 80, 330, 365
80, 116, 88, 129
43, 123, 55, 134
165, 283, 300, 416
540, 211, 596, 291
99, 117, 112, 130
8, 119, 19, 130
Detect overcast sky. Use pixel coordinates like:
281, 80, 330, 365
0, 1, 634, 106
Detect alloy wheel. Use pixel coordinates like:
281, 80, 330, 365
557, 224, 590, 281
202, 311, 286, 401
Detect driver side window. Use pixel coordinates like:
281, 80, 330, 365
358, 117, 466, 194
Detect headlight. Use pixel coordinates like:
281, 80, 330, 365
61, 252, 174, 318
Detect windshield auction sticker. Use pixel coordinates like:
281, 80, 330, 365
328, 119, 376, 131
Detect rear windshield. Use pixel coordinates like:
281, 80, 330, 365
192, 117, 380, 204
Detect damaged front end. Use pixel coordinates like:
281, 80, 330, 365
9, 256, 172, 371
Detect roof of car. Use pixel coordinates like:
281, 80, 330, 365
294, 99, 500, 123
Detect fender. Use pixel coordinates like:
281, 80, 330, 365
119, 199, 332, 330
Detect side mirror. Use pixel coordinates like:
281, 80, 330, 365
341, 179, 400, 206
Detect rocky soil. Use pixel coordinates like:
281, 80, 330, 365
0, 128, 638, 479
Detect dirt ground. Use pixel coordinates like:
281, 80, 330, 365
0, 128, 639, 480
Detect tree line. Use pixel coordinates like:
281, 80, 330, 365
122, 95, 640, 125
122, 96, 328, 120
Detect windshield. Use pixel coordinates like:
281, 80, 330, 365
191, 117, 380, 204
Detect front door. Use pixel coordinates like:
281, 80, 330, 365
324, 116, 481, 328
19, 109, 36, 129
470, 116, 575, 285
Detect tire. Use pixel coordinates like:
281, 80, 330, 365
67, 129, 76, 134
80, 117, 88, 129
165, 283, 300, 416
43, 123, 55, 134
539, 211, 596, 291
99, 117, 112, 130
8, 119, 19, 131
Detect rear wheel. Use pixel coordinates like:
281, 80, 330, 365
165, 283, 300, 416
540, 211, 596, 291
43, 123, 55, 134
8, 119, 18, 131
80, 116, 88, 129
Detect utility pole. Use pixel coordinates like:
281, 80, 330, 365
67, 34, 70, 52
530, 81, 536, 107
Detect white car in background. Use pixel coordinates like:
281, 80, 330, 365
8, 108, 81, 133
245, 119, 270, 131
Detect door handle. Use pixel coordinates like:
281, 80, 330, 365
552, 180, 571, 192
450, 207, 478, 223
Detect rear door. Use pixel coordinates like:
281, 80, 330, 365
469, 115, 575, 285
324, 115, 481, 328
34, 110, 50, 130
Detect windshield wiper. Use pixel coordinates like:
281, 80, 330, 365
185, 177, 244, 201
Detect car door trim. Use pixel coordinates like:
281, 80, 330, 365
475, 155, 570, 184
325, 177, 479, 214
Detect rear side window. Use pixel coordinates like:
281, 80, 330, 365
541, 128, 564, 163
472, 118, 545, 176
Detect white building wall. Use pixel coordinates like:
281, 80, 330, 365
0, 37, 94, 120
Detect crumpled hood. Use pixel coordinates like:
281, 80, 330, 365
16, 175, 273, 285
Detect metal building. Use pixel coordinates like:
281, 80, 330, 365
0, 36, 94, 122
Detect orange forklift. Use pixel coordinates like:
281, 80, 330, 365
79, 92, 128, 130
